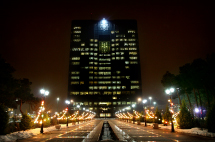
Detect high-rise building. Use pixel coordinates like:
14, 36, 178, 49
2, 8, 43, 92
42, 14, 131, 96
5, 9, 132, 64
68, 19, 142, 118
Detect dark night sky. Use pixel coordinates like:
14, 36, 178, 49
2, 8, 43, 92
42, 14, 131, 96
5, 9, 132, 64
1, 1, 214, 113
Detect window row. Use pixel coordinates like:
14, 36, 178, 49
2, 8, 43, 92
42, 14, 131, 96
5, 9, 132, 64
70, 91, 136, 95
89, 86, 126, 90
89, 39, 98, 42
71, 101, 136, 106
89, 81, 121, 85
111, 38, 136, 42
89, 76, 130, 79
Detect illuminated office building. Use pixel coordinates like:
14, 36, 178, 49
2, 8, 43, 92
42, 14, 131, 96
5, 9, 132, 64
68, 19, 142, 117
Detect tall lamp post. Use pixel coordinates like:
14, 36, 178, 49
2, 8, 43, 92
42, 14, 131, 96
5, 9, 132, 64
149, 97, 152, 106
142, 99, 147, 126
132, 104, 135, 124
40, 89, 49, 134
57, 97, 59, 124
165, 88, 175, 132
65, 100, 70, 127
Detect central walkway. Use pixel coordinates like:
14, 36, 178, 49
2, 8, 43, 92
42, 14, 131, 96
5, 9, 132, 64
17, 119, 215, 142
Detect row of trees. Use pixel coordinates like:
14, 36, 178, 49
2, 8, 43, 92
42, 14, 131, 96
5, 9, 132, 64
161, 53, 215, 132
161, 53, 215, 112
0, 55, 40, 134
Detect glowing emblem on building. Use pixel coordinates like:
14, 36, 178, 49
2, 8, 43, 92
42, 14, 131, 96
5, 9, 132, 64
100, 18, 108, 31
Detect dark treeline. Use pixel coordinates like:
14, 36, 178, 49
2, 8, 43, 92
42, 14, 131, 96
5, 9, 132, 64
161, 53, 215, 114
0, 55, 40, 115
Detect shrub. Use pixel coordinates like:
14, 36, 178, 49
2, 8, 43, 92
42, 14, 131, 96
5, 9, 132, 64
163, 105, 172, 122
206, 102, 215, 132
154, 107, 162, 124
176, 100, 193, 129
0, 105, 9, 135
20, 113, 33, 130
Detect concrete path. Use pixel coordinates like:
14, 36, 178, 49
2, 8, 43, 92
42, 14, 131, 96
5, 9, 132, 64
17, 120, 104, 142
109, 119, 215, 142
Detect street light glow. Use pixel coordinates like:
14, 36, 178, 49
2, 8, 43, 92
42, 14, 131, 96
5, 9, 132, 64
142, 99, 147, 104
77, 105, 80, 108
153, 102, 156, 105
170, 88, 175, 93
40, 89, 45, 94
149, 97, 152, 100
57, 97, 59, 101
132, 104, 135, 108
65, 100, 70, 104
165, 89, 170, 94
138, 98, 142, 102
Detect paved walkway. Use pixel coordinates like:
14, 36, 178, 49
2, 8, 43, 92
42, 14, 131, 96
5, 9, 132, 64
17, 120, 104, 142
109, 119, 215, 142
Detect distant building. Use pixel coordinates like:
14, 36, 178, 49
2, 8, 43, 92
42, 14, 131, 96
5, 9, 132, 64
68, 19, 142, 118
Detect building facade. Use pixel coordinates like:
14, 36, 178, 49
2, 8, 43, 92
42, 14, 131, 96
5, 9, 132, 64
68, 19, 142, 118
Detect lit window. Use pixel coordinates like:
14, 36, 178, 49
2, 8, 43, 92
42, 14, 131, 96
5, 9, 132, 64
115, 31, 119, 33
111, 39, 115, 42
70, 92, 79, 95
120, 39, 123, 41
126, 76, 130, 79
111, 53, 115, 56
125, 61, 129, 64
94, 48, 98, 51
94, 53, 98, 56
112, 57, 115, 60
73, 35, 80, 38
125, 48, 128, 50
80, 81, 84, 85
71, 81, 79, 85
122, 101, 126, 105
112, 97, 117, 99
115, 43, 119, 46
129, 57, 138, 60
117, 86, 121, 89
89, 57, 93, 60
112, 48, 115, 51
117, 91, 121, 95
121, 57, 124, 60
120, 48, 124, 50
128, 30, 135, 33
132, 34, 135, 37
71, 76, 79, 79
129, 43, 136, 46
73, 31, 81, 33
89, 76, 93, 79
94, 67, 98, 70
89, 81, 93, 85
71, 57, 80, 60
89, 71, 93, 74
124, 39, 127, 41
81, 43, 85, 46
90, 43, 94, 46
112, 81, 116, 84
94, 39, 98, 42
116, 57, 120, 60
94, 44, 98, 47
85, 52, 89, 55
131, 86, 139, 89
94, 86, 98, 90
129, 47, 137, 50
124, 43, 128, 46
73, 39, 81, 42
116, 71, 120, 74
111, 44, 115, 47
112, 76, 116, 79
94, 72, 97, 75
131, 81, 139, 84
122, 86, 126, 89
117, 81, 121, 84
73, 27, 81, 29
117, 76, 120, 79
125, 66, 129, 69
71, 71, 79, 74
128, 38, 136, 41
129, 52, 137, 55
90, 39, 94, 42
111, 31, 115, 34
90, 48, 94, 51
130, 61, 138, 64
72, 62, 80, 65
89, 66, 93, 69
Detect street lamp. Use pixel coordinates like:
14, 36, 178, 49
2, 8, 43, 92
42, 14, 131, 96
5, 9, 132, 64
57, 97, 59, 124
165, 88, 175, 132
142, 99, 147, 126
132, 104, 135, 124
149, 97, 152, 106
40, 89, 49, 134
65, 100, 70, 127
153, 102, 156, 107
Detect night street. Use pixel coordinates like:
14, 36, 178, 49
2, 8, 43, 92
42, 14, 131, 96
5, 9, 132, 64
16, 119, 215, 142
